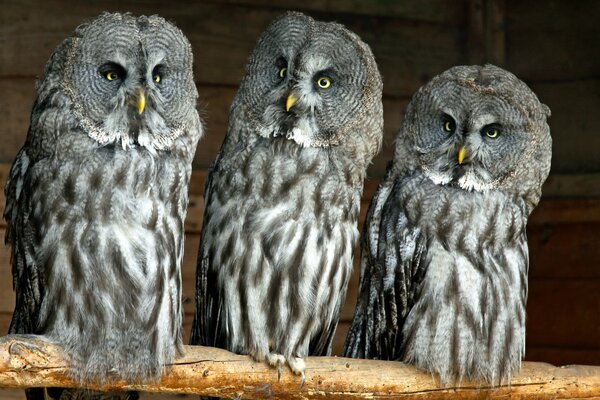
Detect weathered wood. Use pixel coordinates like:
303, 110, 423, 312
529, 223, 600, 279
531, 79, 600, 173
526, 347, 600, 368
529, 198, 600, 224
527, 280, 600, 349
0, 0, 465, 98
467, 0, 506, 65
211, 0, 467, 21
0, 335, 599, 399
543, 173, 600, 197
505, 0, 600, 81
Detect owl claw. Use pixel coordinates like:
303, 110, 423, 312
266, 353, 286, 382
287, 356, 306, 378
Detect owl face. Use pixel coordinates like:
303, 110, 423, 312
403, 65, 551, 193
240, 12, 374, 148
64, 13, 197, 150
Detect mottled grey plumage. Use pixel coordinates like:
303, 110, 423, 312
344, 65, 552, 385
190, 11, 383, 377
3, 12, 202, 399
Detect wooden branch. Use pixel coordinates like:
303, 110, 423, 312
0, 335, 599, 398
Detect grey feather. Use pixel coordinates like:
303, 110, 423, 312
191, 11, 383, 377
344, 65, 552, 385
4, 12, 202, 399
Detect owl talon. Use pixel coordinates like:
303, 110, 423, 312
266, 353, 285, 381
287, 356, 306, 378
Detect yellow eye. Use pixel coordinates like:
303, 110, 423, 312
317, 77, 331, 89
486, 129, 500, 138
279, 67, 287, 78
154, 73, 161, 83
105, 71, 117, 81
443, 118, 456, 133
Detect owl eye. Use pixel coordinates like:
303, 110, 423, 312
98, 62, 126, 83
482, 124, 502, 139
279, 67, 287, 79
442, 116, 456, 133
316, 77, 331, 89
152, 64, 165, 85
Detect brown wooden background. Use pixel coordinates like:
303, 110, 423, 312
1, 0, 599, 398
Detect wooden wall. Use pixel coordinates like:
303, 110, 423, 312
0, 1, 599, 397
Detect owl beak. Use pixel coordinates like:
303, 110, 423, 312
136, 89, 146, 115
285, 93, 298, 112
458, 146, 468, 165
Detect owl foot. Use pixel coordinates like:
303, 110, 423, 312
266, 353, 285, 381
287, 356, 306, 386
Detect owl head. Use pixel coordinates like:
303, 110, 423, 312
229, 11, 383, 165
38, 12, 198, 151
396, 65, 552, 205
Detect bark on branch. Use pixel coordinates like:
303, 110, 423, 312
0, 335, 598, 399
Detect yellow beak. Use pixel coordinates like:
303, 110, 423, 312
458, 146, 467, 165
285, 93, 297, 112
137, 89, 146, 114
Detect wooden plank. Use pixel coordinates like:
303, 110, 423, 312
543, 173, 600, 197
526, 279, 600, 349
0, 313, 11, 337
0, 1, 466, 97
529, 222, 600, 279
529, 198, 600, 224
526, 347, 600, 367
0, 78, 35, 165
466, 0, 506, 65
531, 80, 600, 174
0, 244, 14, 314
505, 0, 600, 81
209, 0, 468, 22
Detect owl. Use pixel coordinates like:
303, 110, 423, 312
190, 11, 383, 379
3, 12, 202, 399
343, 65, 552, 385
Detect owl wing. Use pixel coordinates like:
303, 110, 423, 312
343, 172, 428, 360
190, 160, 226, 348
4, 148, 45, 335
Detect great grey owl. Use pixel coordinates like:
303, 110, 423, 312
344, 65, 552, 385
3, 12, 202, 399
190, 11, 383, 378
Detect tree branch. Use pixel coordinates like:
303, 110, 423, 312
0, 335, 598, 399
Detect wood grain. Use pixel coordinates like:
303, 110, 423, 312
505, 0, 600, 81
0, 0, 466, 97
210, 0, 467, 22
530, 79, 600, 174
1, 335, 599, 399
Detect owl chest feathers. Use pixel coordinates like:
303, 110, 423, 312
27, 147, 187, 379
206, 142, 361, 357
397, 174, 529, 384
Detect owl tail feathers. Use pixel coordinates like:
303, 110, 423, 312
57, 328, 179, 386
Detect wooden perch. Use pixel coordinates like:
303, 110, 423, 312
0, 335, 599, 399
